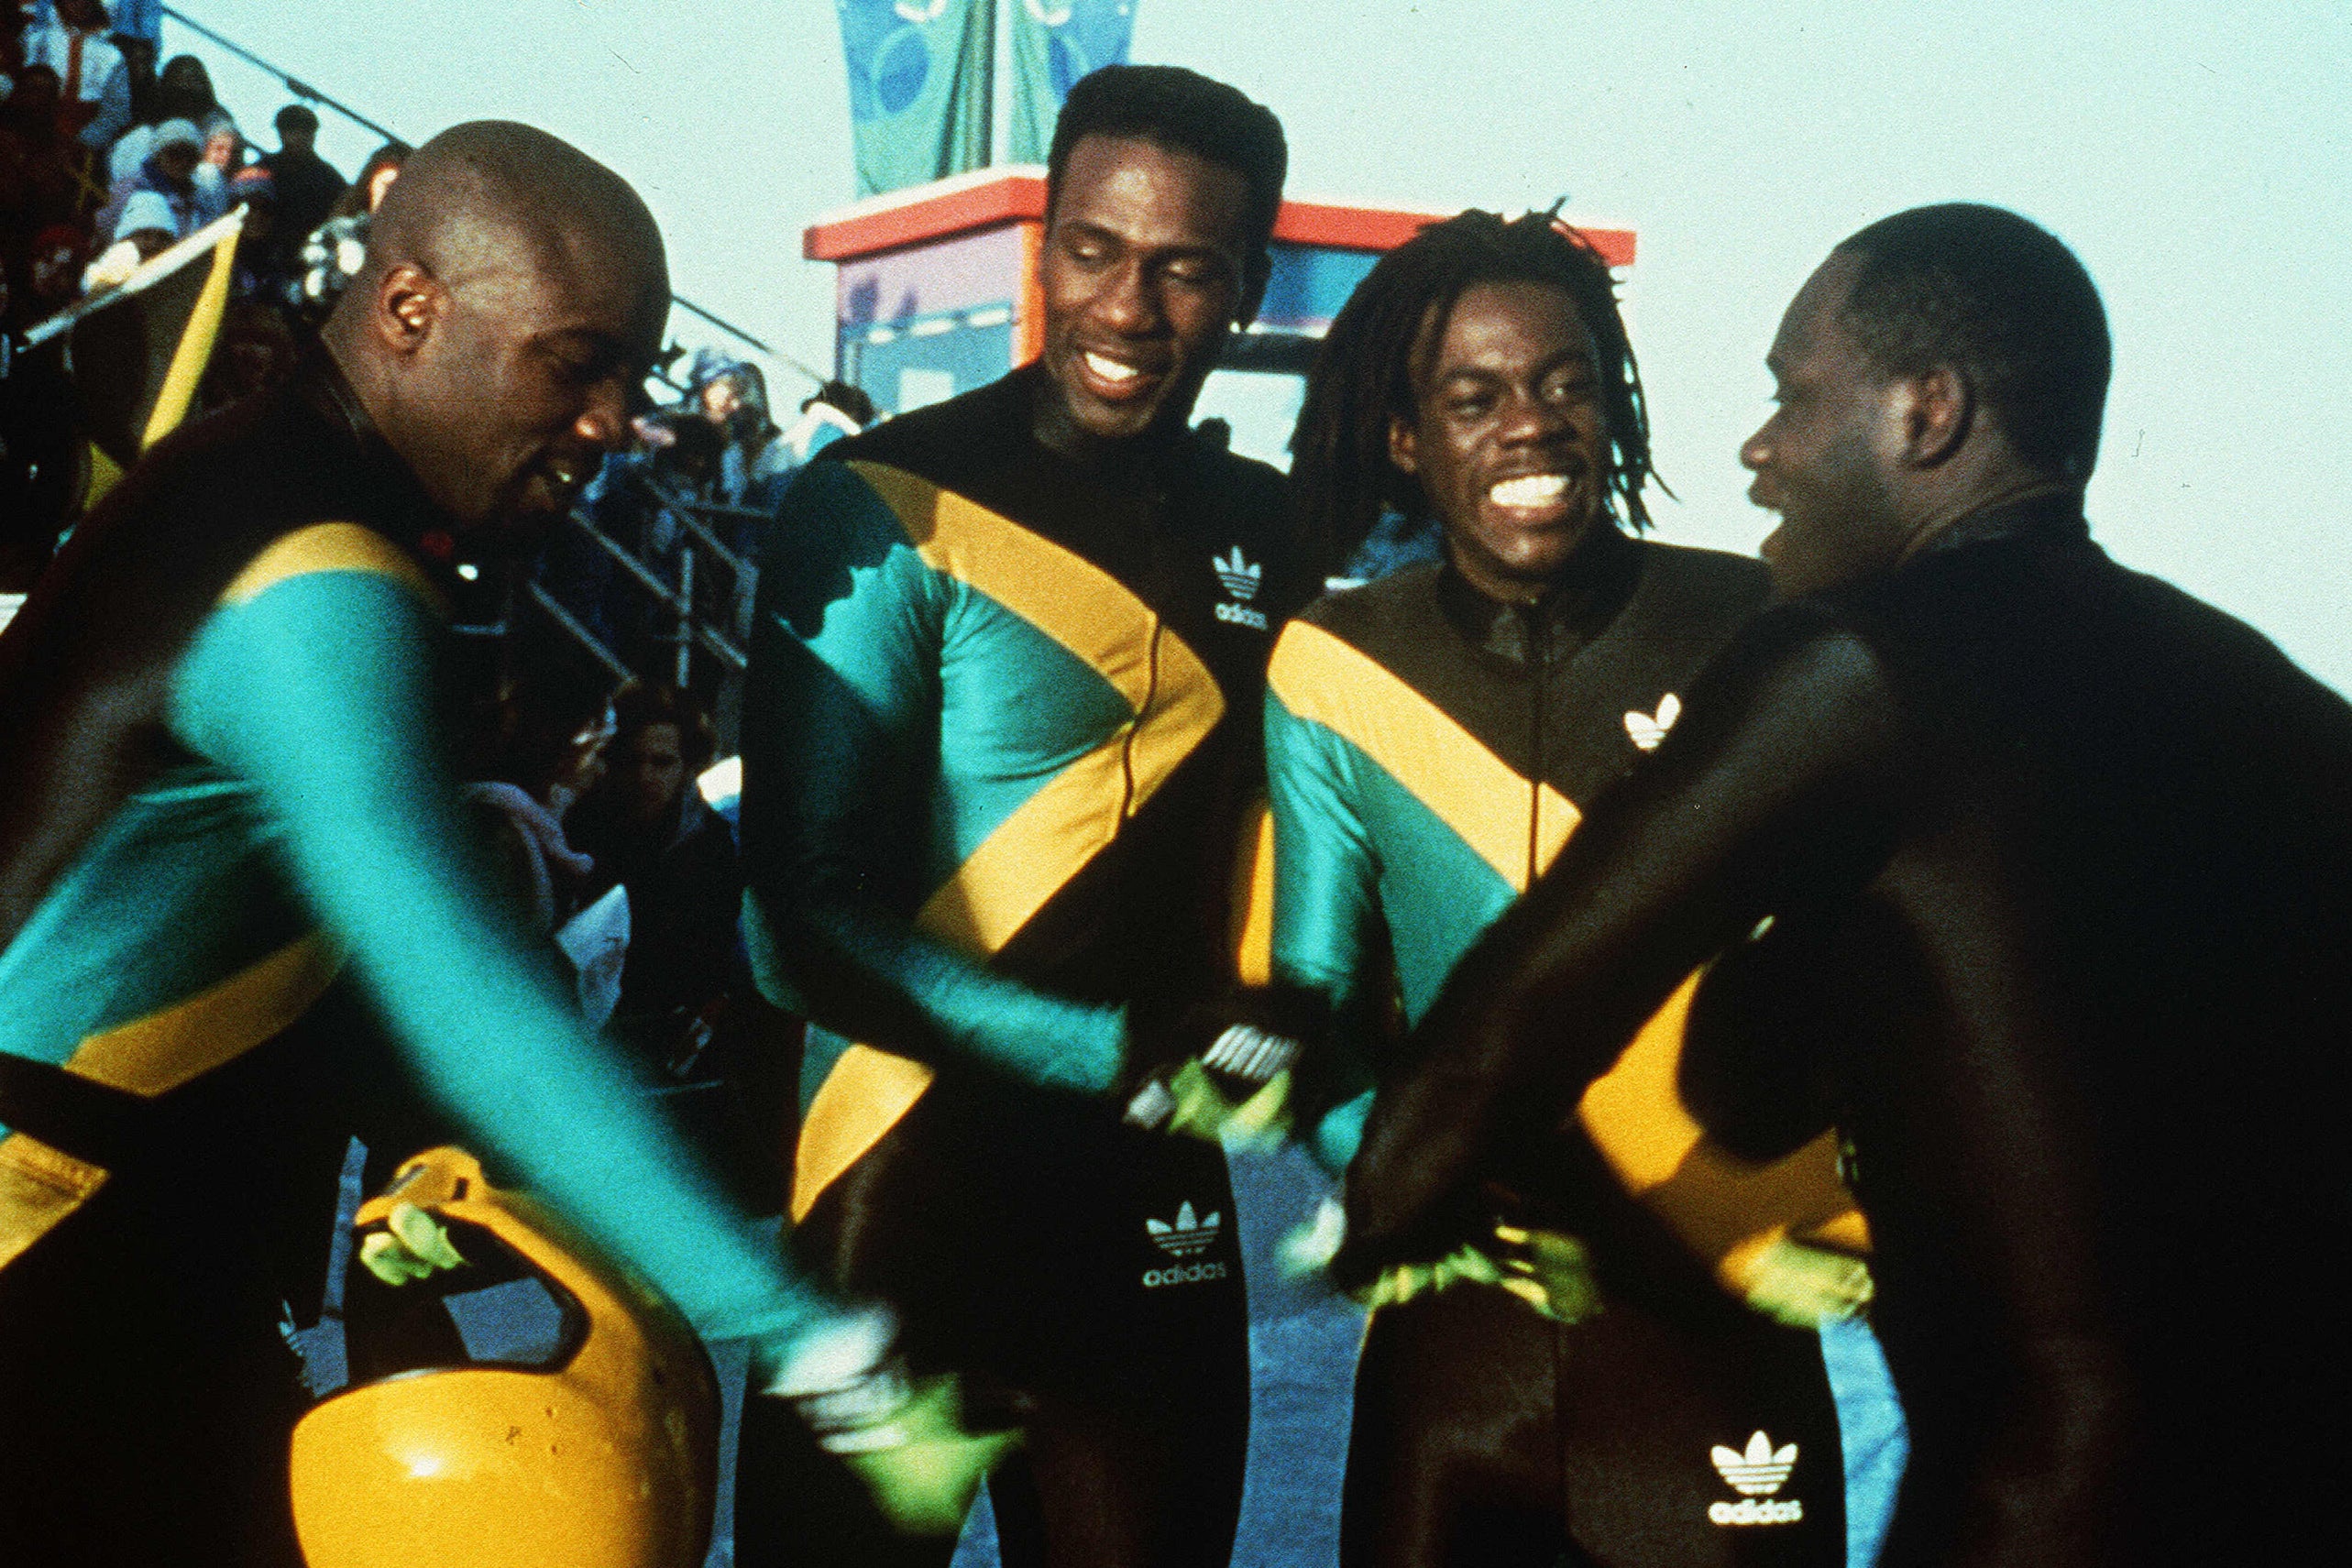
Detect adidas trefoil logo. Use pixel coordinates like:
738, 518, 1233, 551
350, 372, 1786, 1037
1713, 1431, 1797, 1495
1623, 692, 1681, 751
1708, 1431, 1803, 1527
1146, 1201, 1220, 1256
1142, 1201, 1227, 1288
1213, 547, 1262, 602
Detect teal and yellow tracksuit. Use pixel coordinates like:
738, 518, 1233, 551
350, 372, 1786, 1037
738, 364, 1308, 1567
1266, 528, 1858, 1568
0, 361, 830, 1566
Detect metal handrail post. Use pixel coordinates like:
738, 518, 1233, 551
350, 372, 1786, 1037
522, 582, 633, 683
562, 508, 747, 671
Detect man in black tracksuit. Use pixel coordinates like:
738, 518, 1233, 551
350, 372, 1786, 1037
1339, 204, 2352, 1567
737, 67, 1307, 1567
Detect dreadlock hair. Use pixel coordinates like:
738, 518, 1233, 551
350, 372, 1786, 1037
1290, 209, 1657, 577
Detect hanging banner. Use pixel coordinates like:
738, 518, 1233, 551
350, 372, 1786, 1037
1007, 0, 1138, 163
836, 0, 995, 197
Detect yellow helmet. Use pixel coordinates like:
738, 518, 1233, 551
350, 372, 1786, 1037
289, 1147, 720, 1568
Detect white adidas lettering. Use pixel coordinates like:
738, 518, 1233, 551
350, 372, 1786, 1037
1213, 547, 1269, 630
1142, 1261, 1228, 1288
1214, 600, 1269, 630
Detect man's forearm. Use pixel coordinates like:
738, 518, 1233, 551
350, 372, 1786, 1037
1337, 614, 1905, 1282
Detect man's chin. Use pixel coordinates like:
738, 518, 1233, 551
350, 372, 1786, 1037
1040, 357, 1199, 446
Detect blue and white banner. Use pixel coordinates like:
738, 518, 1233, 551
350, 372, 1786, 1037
835, 0, 996, 196
1007, 0, 1138, 162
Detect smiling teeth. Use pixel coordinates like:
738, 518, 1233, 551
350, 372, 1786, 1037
1489, 474, 1570, 507
1084, 352, 1143, 383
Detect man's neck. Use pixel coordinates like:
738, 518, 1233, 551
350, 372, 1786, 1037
1028, 373, 1189, 479
1896, 472, 2081, 564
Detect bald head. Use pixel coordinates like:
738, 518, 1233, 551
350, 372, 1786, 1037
362, 121, 667, 331
328, 122, 670, 537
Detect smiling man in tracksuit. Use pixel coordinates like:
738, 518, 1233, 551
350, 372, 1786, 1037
1335, 203, 2352, 1568
1270, 211, 1894, 1568
736, 66, 1308, 1568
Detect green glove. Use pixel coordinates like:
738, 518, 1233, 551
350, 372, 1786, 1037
1123, 1018, 1303, 1148
764, 1306, 1015, 1536
1352, 1223, 1606, 1326
1733, 1236, 1875, 1329
357, 1200, 467, 1286
840, 1376, 1017, 1536
1357, 1241, 1507, 1312
1490, 1223, 1603, 1325
1162, 1058, 1295, 1147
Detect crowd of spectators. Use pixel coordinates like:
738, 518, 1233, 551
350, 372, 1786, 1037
3, 0, 418, 586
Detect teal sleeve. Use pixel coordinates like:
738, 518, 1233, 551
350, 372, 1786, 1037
1265, 683, 1382, 1173
171, 570, 832, 1347
739, 460, 1123, 1094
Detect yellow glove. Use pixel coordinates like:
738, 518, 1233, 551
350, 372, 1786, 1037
1725, 1235, 1875, 1329
357, 1200, 467, 1286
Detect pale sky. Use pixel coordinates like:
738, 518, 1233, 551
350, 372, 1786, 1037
169, 1, 2352, 690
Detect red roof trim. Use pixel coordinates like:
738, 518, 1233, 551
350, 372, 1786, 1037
805, 171, 1049, 261
805, 172, 1637, 269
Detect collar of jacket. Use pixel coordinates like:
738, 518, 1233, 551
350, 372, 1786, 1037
295, 346, 466, 561
1434, 521, 1643, 669
1908, 489, 2091, 565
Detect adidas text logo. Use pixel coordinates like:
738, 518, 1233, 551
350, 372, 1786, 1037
1147, 1201, 1219, 1256
1623, 692, 1681, 751
1142, 1260, 1227, 1288
1214, 602, 1269, 630
1213, 547, 1262, 603
1709, 1431, 1801, 1528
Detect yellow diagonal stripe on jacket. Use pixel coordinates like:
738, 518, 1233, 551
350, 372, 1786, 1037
791, 466, 1226, 1221
1270, 620, 1863, 1277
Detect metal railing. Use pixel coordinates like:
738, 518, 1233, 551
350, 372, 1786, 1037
499, 466, 760, 736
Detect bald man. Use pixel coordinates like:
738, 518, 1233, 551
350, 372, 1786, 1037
0, 123, 896, 1565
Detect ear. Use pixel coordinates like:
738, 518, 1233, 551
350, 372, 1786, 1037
1890, 364, 1972, 468
372, 262, 444, 358
1387, 411, 1419, 477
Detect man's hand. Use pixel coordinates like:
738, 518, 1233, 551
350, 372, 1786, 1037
1349, 1221, 1606, 1326
357, 1201, 467, 1286
1724, 1234, 1874, 1329
1125, 1051, 1298, 1147
1123, 992, 1313, 1145
1356, 1240, 1507, 1313
1489, 1223, 1604, 1324
763, 1306, 1015, 1536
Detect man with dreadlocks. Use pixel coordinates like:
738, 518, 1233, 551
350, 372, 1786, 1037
1266, 210, 1884, 1568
